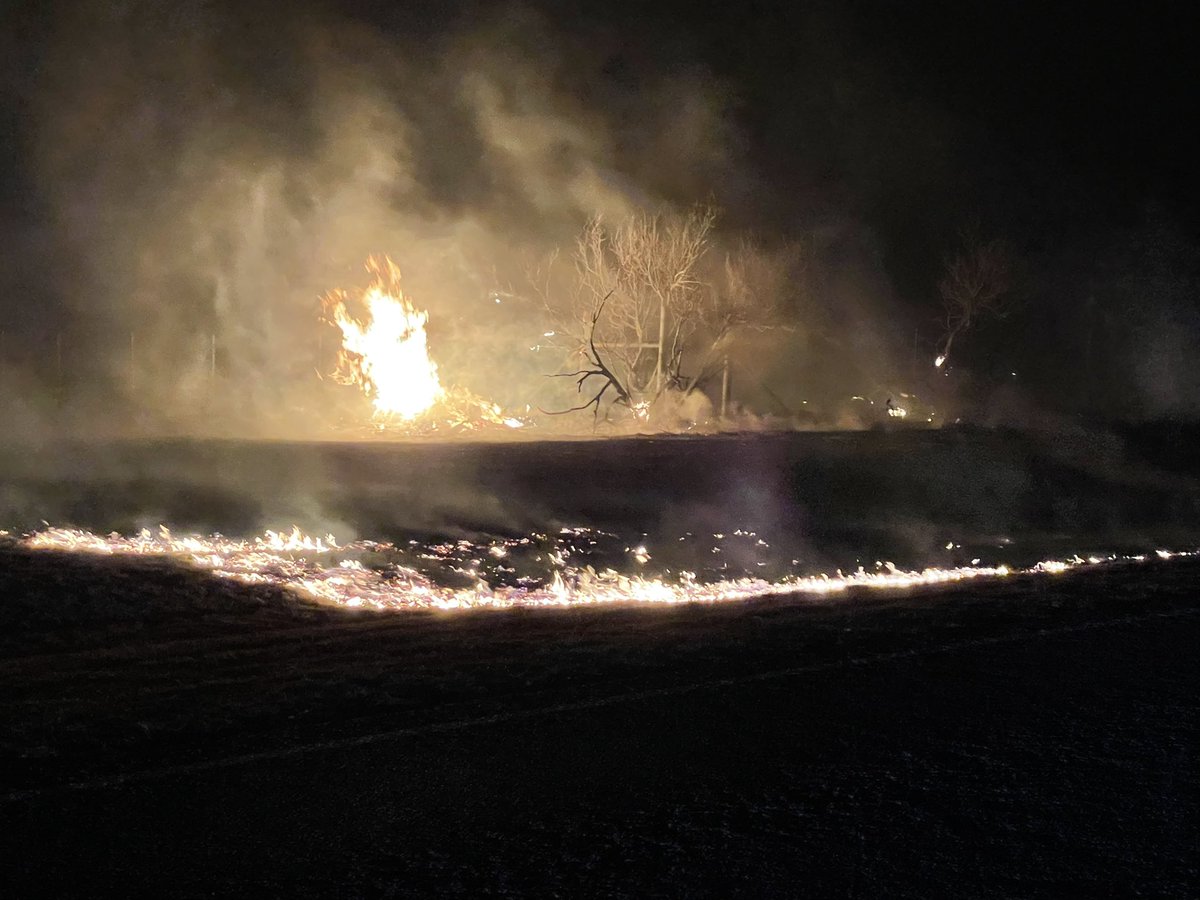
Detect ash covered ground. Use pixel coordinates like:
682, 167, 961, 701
0, 426, 1197, 896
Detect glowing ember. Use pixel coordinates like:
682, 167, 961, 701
323, 257, 443, 421
12, 526, 1198, 613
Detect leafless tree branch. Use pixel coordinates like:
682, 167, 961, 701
936, 228, 1015, 365
540, 292, 632, 421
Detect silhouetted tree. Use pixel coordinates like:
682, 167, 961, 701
935, 228, 1016, 368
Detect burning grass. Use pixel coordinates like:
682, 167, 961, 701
321, 257, 527, 436
7, 524, 1197, 614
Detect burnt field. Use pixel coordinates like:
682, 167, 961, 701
3, 422, 1200, 567
0, 426, 1198, 896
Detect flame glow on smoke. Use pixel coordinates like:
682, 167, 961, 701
12, 525, 1197, 613
323, 257, 443, 420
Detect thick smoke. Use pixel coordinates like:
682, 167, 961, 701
3, 0, 1198, 442
3, 1, 761, 437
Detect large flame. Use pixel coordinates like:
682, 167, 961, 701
322, 257, 525, 433
323, 257, 443, 421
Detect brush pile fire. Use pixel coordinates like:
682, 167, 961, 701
7, 525, 1195, 612
322, 257, 525, 435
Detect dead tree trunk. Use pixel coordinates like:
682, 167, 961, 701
542, 293, 633, 422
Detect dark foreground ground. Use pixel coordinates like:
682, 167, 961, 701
1, 426, 1198, 896
0, 552, 1196, 897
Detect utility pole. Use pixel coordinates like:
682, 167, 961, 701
720, 356, 731, 419
654, 295, 666, 393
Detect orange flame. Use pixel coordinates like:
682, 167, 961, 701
14, 526, 1197, 613
323, 257, 443, 421
322, 257, 525, 433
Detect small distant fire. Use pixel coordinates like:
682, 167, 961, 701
322, 257, 524, 433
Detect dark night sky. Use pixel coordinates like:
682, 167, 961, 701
1, 0, 1198, 423
4, 1, 1196, 236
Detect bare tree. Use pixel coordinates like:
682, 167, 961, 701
936, 229, 1016, 368
544, 291, 634, 418
538, 206, 715, 421
535, 208, 800, 425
